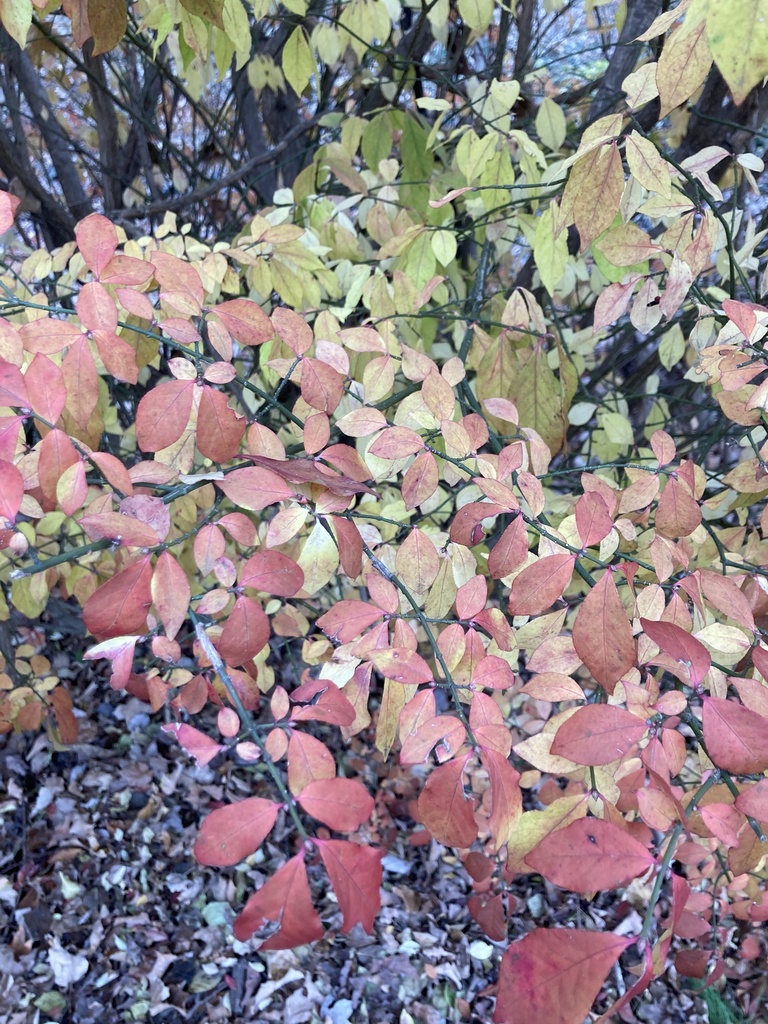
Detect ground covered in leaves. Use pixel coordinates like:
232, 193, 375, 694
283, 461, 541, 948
0, 648, 755, 1024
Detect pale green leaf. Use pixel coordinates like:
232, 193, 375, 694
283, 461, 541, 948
458, 0, 493, 33
0, 0, 32, 48
535, 98, 567, 151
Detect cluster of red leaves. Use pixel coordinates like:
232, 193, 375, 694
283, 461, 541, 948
1, 205, 767, 1023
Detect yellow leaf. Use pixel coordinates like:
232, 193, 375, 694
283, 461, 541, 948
657, 16, 712, 117
282, 26, 314, 97
625, 130, 673, 198
297, 521, 339, 595
707, 0, 768, 105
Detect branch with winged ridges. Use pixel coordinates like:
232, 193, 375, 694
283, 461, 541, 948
107, 119, 319, 221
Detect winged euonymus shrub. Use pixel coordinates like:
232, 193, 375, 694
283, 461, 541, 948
1, 1, 768, 1018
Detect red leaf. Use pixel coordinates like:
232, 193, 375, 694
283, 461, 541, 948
526, 818, 655, 893
83, 556, 154, 639
78, 510, 160, 548
550, 705, 647, 766
194, 797, 280, 866
151, 551, 191, 640
233, 853, 324, 947
0, 460, 24, 522
509, 554, 575, 616
640, 618, 711, 685
488, 517, 529, 578
290, 678, 356, 726
493, 928, 632, 1024
456, 575, 487, 619
150, 251, 204, 314
734, 778, 768, 822
316, 840, 382, 933
217, 596, 270, 666
135, 379, 195, 452
316, 601, 384, 643
76, 280, 118, 333
38, 429, 79, 505
468, 893, 507, 942
482, 749, 522, 851
297, 777, 374, 831
402, 450, 439, 510
92, 329, 139, 384
573, 571, 635, 692
417, 756, 478, 848
369, 426, 424, 459
702, 697, 768, 774
575, 492, 613, 547
0, 356, 29, 407
211, 298, 273, 345
450, 501, 510, 546
287, 730, 336, 796
240, 550, 304, 597
369, 647, 433, 684
217, 466, 296, 512
161, 722, 225, 767
196, 386, 245, 462
75, 213, 118, 276
472, 654, 516, 691
99, 254, 153, 286
400, 714, 465, 765
300, 356, 345, 413
655, 477, 701, 538
0, 191, 21, 232
332, 516, 363, 577
25, 353, 66, 424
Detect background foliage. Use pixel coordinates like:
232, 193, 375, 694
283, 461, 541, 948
2, 0, 768, 1020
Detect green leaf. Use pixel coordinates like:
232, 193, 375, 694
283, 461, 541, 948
282, 27, 314, 97
432, 229, 458, 267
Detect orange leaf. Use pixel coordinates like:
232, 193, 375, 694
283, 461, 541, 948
508, 554, 575, 616
417, 756, 478, 848
573, 571, 635, 691
494, 928, 631, 1024
482, 749, 522, 851
151, 551, 191, 640
83, 556, 153, 639
75, 213, 118, 275
287, 730, 336, 796
233, 853, 324, 947
655, 477, 701, 538
196, 386, 245, 463
550, 705, 647, 766
640, 618, 711, 686
135, 379, 195, 452
575, 492, 614, 547
194, 797, 280, 866
369, 647, 433, 685
316, 840, 382, 933
240, 551, 304, 597
297, 777, 374, 831
526, 818, 654, 893
210, 297, 273, 346
702, 697, 768, 774
217, 596, 270, 666
217, 466, 296, 512
316, 601, 384, 643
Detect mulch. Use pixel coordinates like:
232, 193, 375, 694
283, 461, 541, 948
0, 649, 752, 1024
